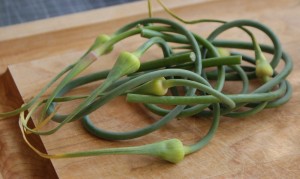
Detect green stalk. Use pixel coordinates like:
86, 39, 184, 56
185, 103, 220, 154
127, 86, 285, 105
56, 138, 187, 163
39, 51, 98, 121
127, 79, 236, 109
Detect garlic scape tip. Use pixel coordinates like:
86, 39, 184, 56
255, 54, 273, 82
91, 34, 114, 55
108, 51, 141, 81
130, 77, 168, 96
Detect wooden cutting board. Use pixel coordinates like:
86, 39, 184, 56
1, 0, 299, 178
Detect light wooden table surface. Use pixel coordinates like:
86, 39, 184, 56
0, 0, 299, 178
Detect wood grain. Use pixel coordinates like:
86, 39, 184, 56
0, 73, 57, 178
1, 0, 300, 178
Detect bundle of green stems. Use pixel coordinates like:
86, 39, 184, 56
0, 1, 293, 163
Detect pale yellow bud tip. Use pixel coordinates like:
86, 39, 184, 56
131, 77, 168, 96
153, 138, 185, 163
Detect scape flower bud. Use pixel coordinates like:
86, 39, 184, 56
255, 53, 273, 82
107, 51, 141, 82
92, 34, 113, 55
146, 138, 186, 163
217, 48, 231, 57
131, 77, 168, 96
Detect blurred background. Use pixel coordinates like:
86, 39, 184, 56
0, 0, 142, 27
